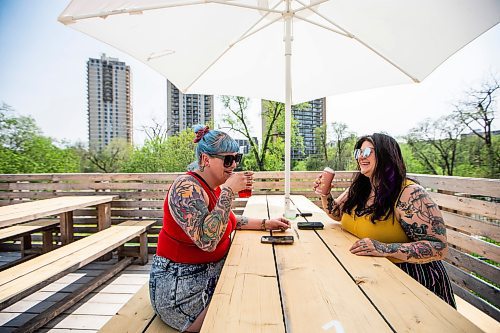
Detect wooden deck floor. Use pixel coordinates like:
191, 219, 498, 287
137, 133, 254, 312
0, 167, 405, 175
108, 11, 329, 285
0, 252, 151, 333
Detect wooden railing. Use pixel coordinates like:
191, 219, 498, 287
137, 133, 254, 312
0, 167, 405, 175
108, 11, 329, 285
0, 172, 498, 320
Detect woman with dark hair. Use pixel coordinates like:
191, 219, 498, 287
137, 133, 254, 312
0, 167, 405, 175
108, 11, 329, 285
314, 133, 456, 308
150, 125, 290, 332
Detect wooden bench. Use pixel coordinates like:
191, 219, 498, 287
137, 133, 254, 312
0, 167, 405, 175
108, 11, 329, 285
0, 219, 154, 311
0, 219, 60, 270
0, 219, 59, 253
0, 195, 116, 245
99, 282, 177, 333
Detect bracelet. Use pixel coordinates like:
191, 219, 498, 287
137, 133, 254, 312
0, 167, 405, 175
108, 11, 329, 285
261, 219, 267, 230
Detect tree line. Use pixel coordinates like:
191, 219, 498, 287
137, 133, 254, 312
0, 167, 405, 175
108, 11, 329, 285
0, 77, 497, 178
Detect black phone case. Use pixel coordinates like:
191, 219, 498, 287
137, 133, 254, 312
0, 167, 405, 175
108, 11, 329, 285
261, 235, 294, 244
296, 212, 313, 217
297, 222, 324, 230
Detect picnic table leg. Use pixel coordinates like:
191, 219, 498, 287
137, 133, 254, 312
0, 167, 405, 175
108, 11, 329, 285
138, 232, 148, 265
20, 235, 32, 256
42, 230, 54, 253
97, 203, 112, 260
60, 211, 74, 245
97, 203, 112, 231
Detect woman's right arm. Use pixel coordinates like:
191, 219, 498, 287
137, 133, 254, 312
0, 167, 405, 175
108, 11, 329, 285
320, 189, 349, 221
168, 175, 234, 252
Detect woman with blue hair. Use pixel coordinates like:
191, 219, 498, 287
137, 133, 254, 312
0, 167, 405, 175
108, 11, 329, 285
150, 125, 290, 332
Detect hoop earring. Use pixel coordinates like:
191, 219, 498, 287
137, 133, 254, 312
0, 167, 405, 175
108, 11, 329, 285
199, 164, 205, 172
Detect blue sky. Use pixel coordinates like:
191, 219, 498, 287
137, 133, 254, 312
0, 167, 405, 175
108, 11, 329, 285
1, 1, 499, 146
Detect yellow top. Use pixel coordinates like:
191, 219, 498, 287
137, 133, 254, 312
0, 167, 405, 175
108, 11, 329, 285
340, 180, 415, 245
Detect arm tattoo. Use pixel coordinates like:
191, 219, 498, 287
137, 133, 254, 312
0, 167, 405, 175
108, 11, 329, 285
373, 240, 438, 260
380, 185, 448, 262
168, 176, 234, 252
396, 186, 446, 238
236, 216, 249, 229
327, 194, 341, 217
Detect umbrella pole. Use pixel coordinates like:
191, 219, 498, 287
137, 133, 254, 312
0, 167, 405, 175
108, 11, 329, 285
284, 3, 293, 218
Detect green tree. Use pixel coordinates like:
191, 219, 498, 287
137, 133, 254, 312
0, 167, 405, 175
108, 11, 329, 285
221, 97, 303, 171
0, 103, 80, 173
405, 115, 465, 176
86, 138, 133, 173
123, 129, 196, 172
453, 76, 499, 177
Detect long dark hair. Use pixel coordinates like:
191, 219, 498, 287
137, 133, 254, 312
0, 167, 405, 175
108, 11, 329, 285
342, 133, 407, 223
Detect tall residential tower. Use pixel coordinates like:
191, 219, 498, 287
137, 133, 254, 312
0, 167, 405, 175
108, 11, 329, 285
166, 80, 213, 136
87, 54, 132, 150
261, 98, 326, 160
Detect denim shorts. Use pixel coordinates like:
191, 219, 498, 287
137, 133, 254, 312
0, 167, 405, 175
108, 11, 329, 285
149, 255, 225, 332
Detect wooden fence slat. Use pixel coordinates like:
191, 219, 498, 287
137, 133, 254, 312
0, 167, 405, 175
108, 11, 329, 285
447, 229, 500, 263
411, 174, 500, 198
431, 192, 499, 220
451, 281, 500, 322
7, 182, 171, 191
446, 247, 499, 286
443, 211, 499, 240
443, 261, 499, 308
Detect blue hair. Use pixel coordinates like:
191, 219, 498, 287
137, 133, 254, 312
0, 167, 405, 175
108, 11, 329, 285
188, 124, 239, 171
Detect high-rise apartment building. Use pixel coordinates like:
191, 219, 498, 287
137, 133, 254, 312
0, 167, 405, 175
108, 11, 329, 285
292, 98, 326, 159
87, 54, 132, 150
261, 98, 326, 160
166, 80, 214, 136
235, 138, 259, 154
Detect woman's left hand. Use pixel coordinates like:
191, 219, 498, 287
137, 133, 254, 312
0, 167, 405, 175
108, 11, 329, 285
266, 217, 291, 231
350, 238, 387, 257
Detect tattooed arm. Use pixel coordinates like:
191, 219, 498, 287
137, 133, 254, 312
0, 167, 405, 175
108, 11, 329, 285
168, 175, 234, 252
350, 184, 448, 263
320, 188, 349, 221
236, 216, 291, 230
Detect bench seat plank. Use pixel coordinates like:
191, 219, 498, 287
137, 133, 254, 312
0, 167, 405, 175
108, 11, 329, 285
0, 219, 59, 242
289, 195, 481, 333
0, 220, 154, 309
0, 223, 139, 282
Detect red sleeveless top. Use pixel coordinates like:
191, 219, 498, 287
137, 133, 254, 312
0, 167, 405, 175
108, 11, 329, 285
156, 171, 236, 264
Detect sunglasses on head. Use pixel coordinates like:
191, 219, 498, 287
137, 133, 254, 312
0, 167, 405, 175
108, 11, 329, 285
354, 147, 374, 159
208, 153, 243, 167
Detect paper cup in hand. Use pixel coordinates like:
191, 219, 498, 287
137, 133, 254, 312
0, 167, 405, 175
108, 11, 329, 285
315, 167, 335, 195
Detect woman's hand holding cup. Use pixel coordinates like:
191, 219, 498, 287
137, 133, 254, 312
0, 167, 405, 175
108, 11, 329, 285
224, 171, 253, 197
314, 167, 335, 196
238, 171, 254, 198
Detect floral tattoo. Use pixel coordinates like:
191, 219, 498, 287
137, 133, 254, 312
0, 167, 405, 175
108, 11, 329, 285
236, 216, 249, 229
168, 176, 233, 251
373, 185, 448, 262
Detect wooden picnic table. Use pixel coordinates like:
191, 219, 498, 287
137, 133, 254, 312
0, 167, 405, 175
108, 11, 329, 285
0, 195, 116, 245
201, 195, 482, 333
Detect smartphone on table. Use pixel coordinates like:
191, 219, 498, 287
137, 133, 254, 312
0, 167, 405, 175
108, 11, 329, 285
296, 212, 313, 217
261, 235, 294, 245
297, 222, 324, 230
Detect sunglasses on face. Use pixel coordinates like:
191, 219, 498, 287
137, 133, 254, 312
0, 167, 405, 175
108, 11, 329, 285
208, 153, 243, 167
354, 147, 374, 159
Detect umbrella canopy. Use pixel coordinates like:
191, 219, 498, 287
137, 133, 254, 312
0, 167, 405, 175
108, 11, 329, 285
59, 0, 500, 215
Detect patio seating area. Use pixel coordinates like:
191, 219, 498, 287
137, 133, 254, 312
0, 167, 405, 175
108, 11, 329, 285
0, 172, 498, 332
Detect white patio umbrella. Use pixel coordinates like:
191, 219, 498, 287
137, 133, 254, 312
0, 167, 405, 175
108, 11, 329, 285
58, 0, 500, 215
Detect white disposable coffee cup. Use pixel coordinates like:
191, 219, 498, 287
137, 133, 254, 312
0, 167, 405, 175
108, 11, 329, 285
315, 167, 335, 195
